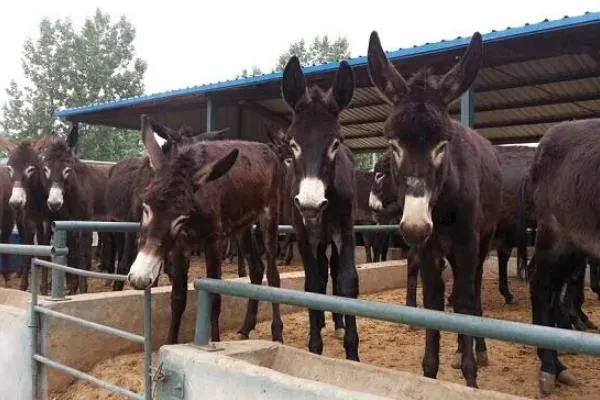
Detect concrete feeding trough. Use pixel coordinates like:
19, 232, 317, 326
157, 340, 527, 400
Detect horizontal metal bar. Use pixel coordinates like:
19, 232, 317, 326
53, 221, 141, 232
33, 354, 143, 400
52, 220, 400, 235
33, 258, 129, 282
0, 243, 67, 257
34, 305, 144, 344
194, 278, 600, 357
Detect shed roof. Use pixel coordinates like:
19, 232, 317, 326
54, 11, 600, 151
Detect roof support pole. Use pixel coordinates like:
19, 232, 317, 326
460, 87, 475, 128
206, 97, 216, 132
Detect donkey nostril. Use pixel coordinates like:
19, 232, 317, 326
318, 199, 328, 211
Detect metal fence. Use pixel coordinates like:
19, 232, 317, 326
29, 258, 152, 400
193, 278, 600, 357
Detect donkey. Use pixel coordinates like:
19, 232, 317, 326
0, 165, 17, 286
280, 56, 360, 360
42, 124, 108, 294
526, 119, 600, 395
367, 31, 503, 388
127, 114, 283, 345
108, 120, 232, 291
0, 134, 56, 294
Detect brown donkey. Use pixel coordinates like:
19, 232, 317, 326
367, 31, 503, 388
280, 56, 360, 360
0, 134, 56, 294
127, 115, 283, 345
42, 124, 108, 294
526, 118, 600, 395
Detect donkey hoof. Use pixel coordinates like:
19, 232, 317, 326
585, 320, 598, 330
476, 350, 489, 367
539, 371, 556, 395
557, 370, 578, 386
334, 328, 345, 340
234, 332, 249, 341
451, 353, 462, 369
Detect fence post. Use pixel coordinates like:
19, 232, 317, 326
143, 287, 152, 400
28, 260, 40, 400
194, 290, 212, 346
50, 228, 67, 301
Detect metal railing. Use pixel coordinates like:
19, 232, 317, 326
29, 258, 152, 400
0, 219, 404, 400
193, 278, 600, 357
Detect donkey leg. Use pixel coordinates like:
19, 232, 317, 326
329, 241, 345, 338
262, 214, 284, 342
205, 240, 223, 342
420, 247, 444, 380
406, 249, 420, 307
335, 229, 360, 361
236, 228, 266, 340
497, 243, 514, 304
166, 248, 190, 344
450, 235, 479, 388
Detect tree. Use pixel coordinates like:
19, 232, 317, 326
0, 9, 147, 161
236, 65, 263, 79
276, 34, 351, 71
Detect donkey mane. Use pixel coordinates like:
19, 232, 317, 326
143, 144, 206, 214
44, 140, 74, 162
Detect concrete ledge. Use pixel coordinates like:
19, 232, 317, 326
0, 305, 32, 400
158, 340, 527, 400
36, 261, 408, 395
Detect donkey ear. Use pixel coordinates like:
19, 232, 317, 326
141, 114, 166, 172
327, 60, 355, 112
192, 149, 239, 188
0, 136, 16, 153
367, 31, 408, 104
67, 122, 79, 150
150, 118, 180, 141
192, 127, 230, 143
282, 56, 309, 112
438, 32, 483, 105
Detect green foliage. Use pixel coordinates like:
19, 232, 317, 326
0, 9, 147, 161
354, 152, 383, 171
276, 34, 351, 71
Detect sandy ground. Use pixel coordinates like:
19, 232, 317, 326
51, 272, 600, 400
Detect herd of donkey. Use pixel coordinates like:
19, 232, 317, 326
1, 30, 600, 395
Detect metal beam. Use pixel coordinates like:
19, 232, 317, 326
194, 278, 600, 356
475, 115, 595, 130
460, 88, 475, 128
206, 97, 216, 132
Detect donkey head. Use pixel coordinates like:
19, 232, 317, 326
0, 134, 50, 210
368, 150, 395, 213
281, 56, 354, 231
42, 123, 79, 212
367, 31, 482, 246
127, 114, 239, 289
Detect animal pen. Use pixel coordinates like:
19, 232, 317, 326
1, 10, 600, 400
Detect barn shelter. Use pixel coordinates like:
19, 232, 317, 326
54, 11, 600, 152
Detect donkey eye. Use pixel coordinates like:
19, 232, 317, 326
375, 172, 385, 182
62, 167, 72, 179
283, 158, 292, 167
43, 166, 51, 179
25, 165, 36, 178
7, 166, 13, 178
289, 138, 301, 159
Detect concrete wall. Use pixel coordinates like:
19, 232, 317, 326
158, 341, 527, 400
0, 289, 34, 400
38, 261, 409, 395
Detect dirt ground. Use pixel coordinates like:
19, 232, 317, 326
52, 273, 600, 400
3, 256, 304, 293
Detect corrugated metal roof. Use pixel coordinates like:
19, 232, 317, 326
54, 11, 600, 118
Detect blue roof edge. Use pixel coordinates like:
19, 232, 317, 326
54, 11, 600, 118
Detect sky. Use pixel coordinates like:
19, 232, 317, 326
0, 1, 598, 109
